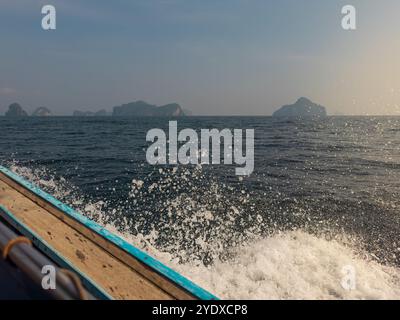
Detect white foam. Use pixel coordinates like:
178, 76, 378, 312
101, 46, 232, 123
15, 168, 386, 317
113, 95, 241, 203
168, 231, 400, 300
106, 226, 400, 300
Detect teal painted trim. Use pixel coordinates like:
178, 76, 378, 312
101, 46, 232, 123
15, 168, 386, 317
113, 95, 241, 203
0, 165, 218, 300
0, 205, 112, 300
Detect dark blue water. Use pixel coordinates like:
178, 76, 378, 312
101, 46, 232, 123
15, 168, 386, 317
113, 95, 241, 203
1, 116, 400, 269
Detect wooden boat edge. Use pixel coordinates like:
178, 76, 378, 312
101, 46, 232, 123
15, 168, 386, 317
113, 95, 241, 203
0, 204, 112, 299
0, 165, 218, 300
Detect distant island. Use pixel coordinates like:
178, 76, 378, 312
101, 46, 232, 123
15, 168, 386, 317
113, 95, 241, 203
32, 107, 52, 117
112, 101, 185, 117
3, 101, 189, 117
2, 98, 328, 118
273, 97, 327, 118
4, 103, 52, 117
5, 103, 28, 117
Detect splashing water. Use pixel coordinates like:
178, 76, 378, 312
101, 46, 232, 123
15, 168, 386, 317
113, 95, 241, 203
5, 163, 400, 299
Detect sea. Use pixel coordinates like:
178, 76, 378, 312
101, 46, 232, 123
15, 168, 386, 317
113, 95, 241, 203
1, 116, 400, 299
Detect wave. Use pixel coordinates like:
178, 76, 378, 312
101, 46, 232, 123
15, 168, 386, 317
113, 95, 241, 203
108, 223, 400, 299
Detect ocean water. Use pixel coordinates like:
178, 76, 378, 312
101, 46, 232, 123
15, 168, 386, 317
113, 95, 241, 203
1, 116, 400, 299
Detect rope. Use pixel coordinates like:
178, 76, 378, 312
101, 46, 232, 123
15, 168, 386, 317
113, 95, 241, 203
60, 269, 87, 300
2, 236, 32, 259
2, 237, 87, 300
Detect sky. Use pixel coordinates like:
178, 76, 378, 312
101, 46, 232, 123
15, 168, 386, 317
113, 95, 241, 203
0, 0, 400, 116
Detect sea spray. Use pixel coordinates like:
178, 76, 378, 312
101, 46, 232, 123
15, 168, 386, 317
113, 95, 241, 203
5, 162, 400, 299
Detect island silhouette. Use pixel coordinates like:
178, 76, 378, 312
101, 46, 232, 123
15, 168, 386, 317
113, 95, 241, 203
273, 97, 327, 118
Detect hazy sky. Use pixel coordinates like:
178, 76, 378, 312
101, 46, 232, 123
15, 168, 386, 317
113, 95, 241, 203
1, 0, 400, 115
